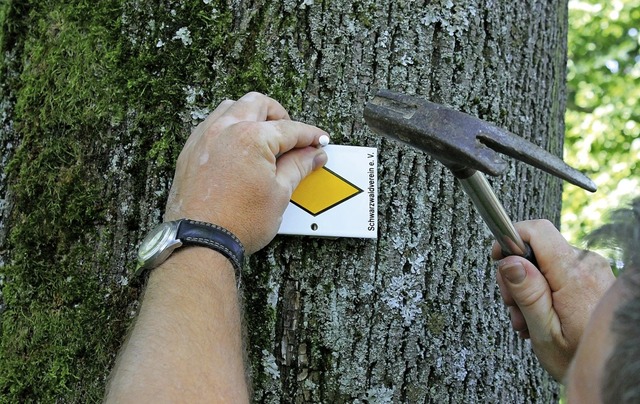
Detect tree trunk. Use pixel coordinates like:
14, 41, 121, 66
0, 0, 566, 401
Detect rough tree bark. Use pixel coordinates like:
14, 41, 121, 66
0, 0, 567, 402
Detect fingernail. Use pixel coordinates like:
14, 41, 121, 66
499, 261, 526, 284
313, 150, 328, 170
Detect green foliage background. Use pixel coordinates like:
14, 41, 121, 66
563, 0, 640, 243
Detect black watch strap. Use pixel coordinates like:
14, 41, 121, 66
177, 219, 245, 273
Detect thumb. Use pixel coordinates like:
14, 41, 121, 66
498, 258, 560, 341
276, 146, 328, 193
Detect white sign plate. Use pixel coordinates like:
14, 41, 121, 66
278, 145, 378, 238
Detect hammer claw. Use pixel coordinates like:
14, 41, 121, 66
478, 133, 596, 192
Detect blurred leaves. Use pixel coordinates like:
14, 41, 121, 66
562, 0, 640, 243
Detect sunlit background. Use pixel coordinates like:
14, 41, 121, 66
562, 0, 639, 248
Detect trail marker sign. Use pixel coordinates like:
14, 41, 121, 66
278, 145, 378, 238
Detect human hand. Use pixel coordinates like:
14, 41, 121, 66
492, 219, 615, 381
164, 92, 329, 254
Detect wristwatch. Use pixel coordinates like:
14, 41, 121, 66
135, 219, 245, 278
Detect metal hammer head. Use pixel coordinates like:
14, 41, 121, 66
364, 90, 596, 192
363, 90, 596, 192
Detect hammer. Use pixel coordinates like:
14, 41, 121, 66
363, 90, 596, 265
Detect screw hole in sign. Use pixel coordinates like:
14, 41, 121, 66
311, 223, 318, 231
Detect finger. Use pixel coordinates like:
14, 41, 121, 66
208, 99, 235, 122
511, 220, 577, 291
498, 269, 529, 331
496, 267, 516, 306
276, 147, 328, 194
491, 240, 505, 260
497, 256, 561, 342
497, 264, 530, 334
509, 306, 528, 332
219, 92, 290, 125
266, 120, 329, 157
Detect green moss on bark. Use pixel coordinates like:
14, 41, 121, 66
0, 0, 315, 400
1, 2, 128, 400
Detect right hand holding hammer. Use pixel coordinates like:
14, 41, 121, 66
491, 219, 615, 381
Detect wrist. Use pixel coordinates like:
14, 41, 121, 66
136, 219, 245, 285
164, 206, 256, 254
149, 247, 238, 292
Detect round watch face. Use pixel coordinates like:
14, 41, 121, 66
139, 225, 172, 259
137, 221, 181, 270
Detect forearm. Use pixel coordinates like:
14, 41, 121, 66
105, 248, 249, 403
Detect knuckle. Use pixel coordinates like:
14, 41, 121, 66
243, 91, 266, 101
219, 99, 235, 108
533, 219, 556, 232
207, 115, 236, 133
516, 284, 548, 308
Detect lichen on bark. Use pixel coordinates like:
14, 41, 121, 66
1, 0, 566, 401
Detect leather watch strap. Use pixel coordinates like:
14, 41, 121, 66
177, 219, 245, 274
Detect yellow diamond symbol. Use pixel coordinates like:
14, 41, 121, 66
291, 167, 363, 216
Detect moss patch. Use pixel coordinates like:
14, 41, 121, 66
1, 0, 316, 400
1, 1, 129, 401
